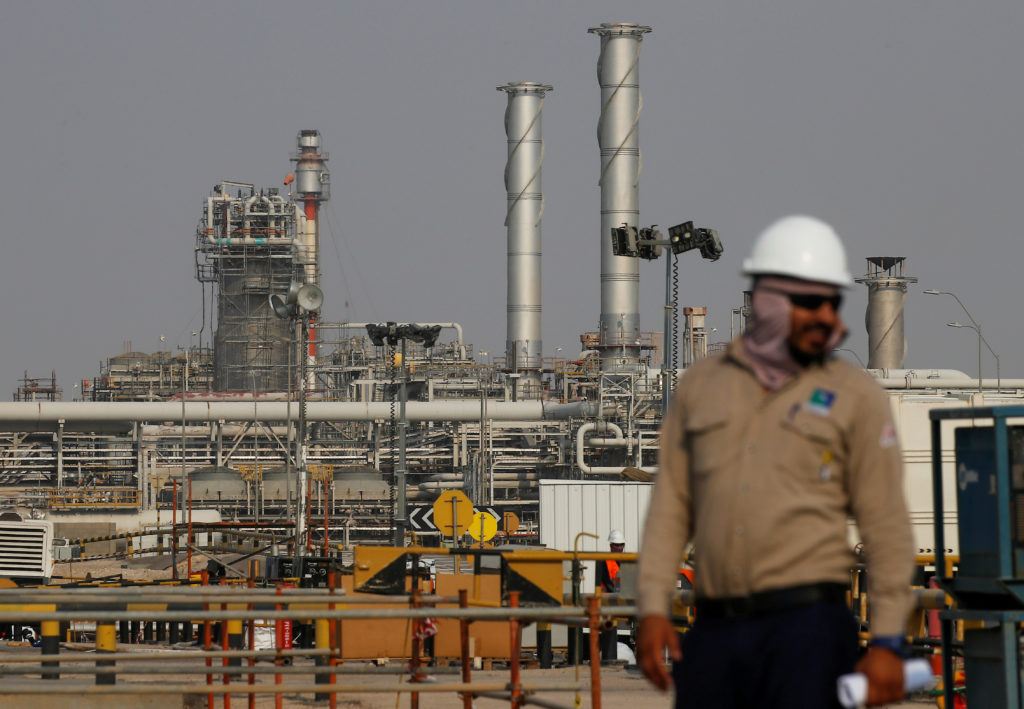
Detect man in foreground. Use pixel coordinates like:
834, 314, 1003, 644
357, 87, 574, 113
636, 215, 914, 708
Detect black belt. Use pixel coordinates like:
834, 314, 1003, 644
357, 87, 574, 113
695, 582, 847, 620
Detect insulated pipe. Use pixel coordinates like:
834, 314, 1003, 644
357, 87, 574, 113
498, 82, 552, 389
417, 481, 537, 491
205, 235, 294, 246
242, 194, 271, 233
423, 473, 541, 482
875, 377, 1024, 390
869, 368, 971, 379
588, 22, 651, 371
0, 400, 600, 432
576, 421, 656, 475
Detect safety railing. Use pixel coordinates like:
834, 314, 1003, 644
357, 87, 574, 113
0, 576, 617, 709
49, 487, 139, 509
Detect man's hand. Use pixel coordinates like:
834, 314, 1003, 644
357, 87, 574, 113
635, 615, 682, 691
855, 646, 904, 706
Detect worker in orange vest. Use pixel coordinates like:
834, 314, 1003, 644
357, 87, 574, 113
600, 529, 625, 591
597, 529, 626, 662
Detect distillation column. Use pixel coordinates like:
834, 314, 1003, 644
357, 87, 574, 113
498, 82, 552, 397
589, 22, 651, 371
854, 257, 917, 369
291, 130, 329, 371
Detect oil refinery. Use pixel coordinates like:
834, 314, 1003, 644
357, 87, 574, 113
0, 21, 1020, 560
3, 16, 1024, 709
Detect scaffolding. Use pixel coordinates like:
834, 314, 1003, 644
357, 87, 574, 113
196, 183, 307, 392
87, 349, 213, 402
12, 371, 61, 402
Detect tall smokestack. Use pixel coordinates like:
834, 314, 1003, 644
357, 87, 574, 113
290, 130, 329, 371
588, 22, 652, 371
498, 82, 552, 397
291, 130, 329, 286
854, 257, 917, 369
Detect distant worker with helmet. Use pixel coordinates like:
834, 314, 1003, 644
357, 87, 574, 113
635, 215, 914, 708
600, 529, 626, 593
597, 529, 627, 661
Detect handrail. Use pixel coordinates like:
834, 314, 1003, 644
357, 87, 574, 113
0, 580, 599, 709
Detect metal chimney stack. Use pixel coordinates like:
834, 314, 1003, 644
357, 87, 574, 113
498, 82, 552, 396
588, 22, 652, 371
290, 129, 329, 375
291, 129, 329, 287
854, 257, 917, 369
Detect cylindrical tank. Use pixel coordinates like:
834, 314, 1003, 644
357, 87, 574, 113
864, 284, 907, 368
185, 467, 245, 502
855, 257, 917, 369
332, 466, 390, 500
498, 82, 552, 392
260, 468, 295, 502
588, 22, 652, 371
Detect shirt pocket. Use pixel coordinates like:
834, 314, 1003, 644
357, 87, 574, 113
779, 412, 845, 486
685, 406, 736, 475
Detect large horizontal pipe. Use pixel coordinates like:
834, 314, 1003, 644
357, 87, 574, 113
867, 368, 1024, 390
0, 400, 599, 432
424, 472, 541, 482
417, 481, 538, 491
875, 377, 1024, 390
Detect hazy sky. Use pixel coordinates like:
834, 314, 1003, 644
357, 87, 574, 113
2, 1, 1021, 394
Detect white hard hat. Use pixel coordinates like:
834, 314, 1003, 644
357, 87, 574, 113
608, 529, 625, 544
741, 215, 852, 288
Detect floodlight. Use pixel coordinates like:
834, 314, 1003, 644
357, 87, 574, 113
269, 293, 295, 319
296, 284, 324, 312
637, 228, 663, 260
365, 324, 389, 346
697, 228, 724, 261
611, 225, 639, 257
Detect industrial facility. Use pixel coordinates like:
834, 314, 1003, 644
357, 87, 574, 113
0, 22, 1020, 564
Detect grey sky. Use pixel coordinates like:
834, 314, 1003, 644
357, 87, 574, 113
1, 1, 1021, 394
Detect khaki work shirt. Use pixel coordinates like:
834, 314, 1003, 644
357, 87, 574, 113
637, 340, 914, 636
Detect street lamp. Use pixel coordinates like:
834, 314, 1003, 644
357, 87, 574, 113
835, 348, 866, 368
365, 323, 442, 545
924, 289, 988, 392
610, 221, 723, 414
948, 322, 1000, 393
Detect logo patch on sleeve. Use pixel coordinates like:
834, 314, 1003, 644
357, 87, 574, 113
879, 422, 898, 448
805, 388, 836, 416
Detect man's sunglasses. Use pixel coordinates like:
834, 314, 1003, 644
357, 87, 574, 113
760, 286, 843, 311
786, 292, 843, 311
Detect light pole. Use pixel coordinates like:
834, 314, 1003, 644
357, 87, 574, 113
270, 281, 324, 559
835, 348, 866, 368
948, 322, 1000, 393
924, 289, 986, 392
366, 323, 442, 545
609, 221, 723, 413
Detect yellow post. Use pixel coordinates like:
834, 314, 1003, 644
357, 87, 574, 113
315, 618, 331, 700
41, 620, 60, 680
227, 610, 244, 670
96, 622, 116, 685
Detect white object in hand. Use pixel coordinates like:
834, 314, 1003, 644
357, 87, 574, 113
836, 658, 934, 708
